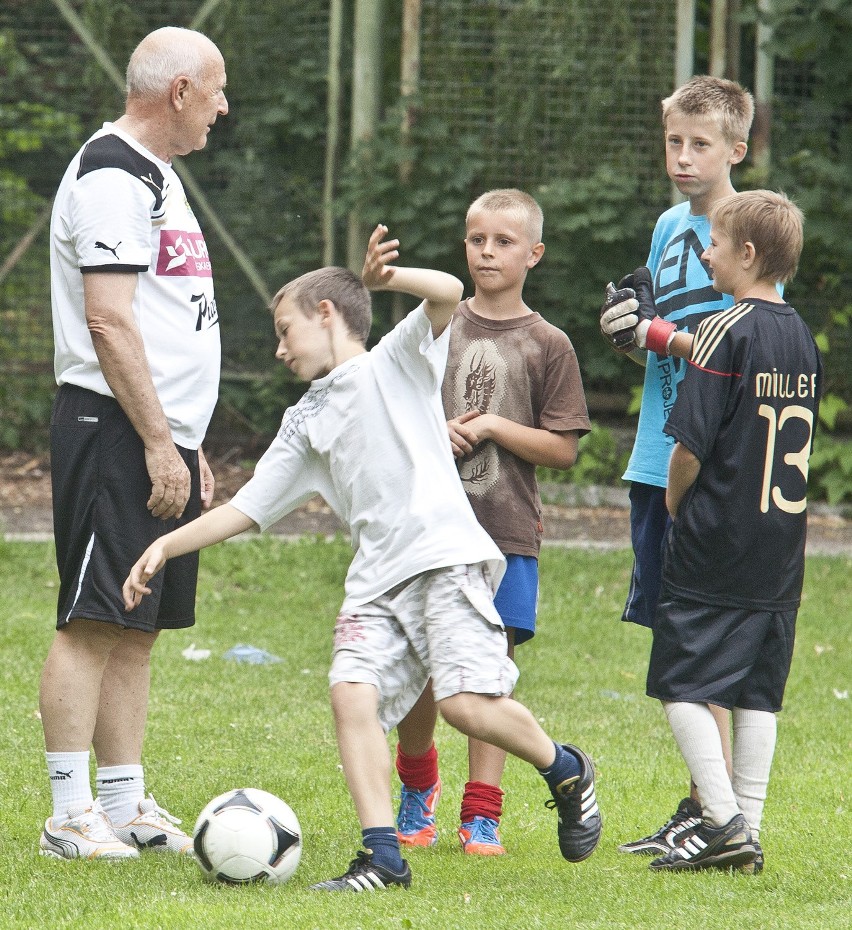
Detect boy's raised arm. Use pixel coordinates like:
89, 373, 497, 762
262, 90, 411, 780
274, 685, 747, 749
122, 503, 256, 611
361, 224, 463, 336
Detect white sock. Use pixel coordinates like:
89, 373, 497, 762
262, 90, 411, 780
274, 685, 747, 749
731, 707, 777, 838
96, 764, 145, 826
46, 751, 93, 821
663, 702, 740, 828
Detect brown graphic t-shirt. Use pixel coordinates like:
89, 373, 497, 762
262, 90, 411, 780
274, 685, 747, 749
443, 300, 591, 556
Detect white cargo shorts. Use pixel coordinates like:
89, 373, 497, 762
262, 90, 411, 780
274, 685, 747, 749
329, 563, 519, 732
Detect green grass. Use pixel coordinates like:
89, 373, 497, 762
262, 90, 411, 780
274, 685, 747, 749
0, 537, 849, 929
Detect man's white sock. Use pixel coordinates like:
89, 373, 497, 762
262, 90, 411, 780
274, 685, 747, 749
96, 764, 145, 827
46, 751, 92, 821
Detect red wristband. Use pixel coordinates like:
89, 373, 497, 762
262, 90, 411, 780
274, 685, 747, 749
645, 316, 677, 355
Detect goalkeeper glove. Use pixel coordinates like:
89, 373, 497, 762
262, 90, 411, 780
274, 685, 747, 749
601, 267, 677, 354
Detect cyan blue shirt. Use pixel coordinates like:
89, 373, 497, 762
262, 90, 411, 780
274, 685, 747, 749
623, 202, 733, 486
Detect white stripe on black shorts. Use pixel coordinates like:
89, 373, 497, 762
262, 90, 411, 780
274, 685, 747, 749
50, 383, 201, 632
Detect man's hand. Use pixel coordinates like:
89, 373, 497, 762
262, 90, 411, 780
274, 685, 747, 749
122, 540, 167, 610
361, 224, 399, 291
145, 442, 191, 519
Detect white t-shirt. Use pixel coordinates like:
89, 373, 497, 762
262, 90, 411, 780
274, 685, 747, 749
50, 123, 220, 449
230, 305, 505, 606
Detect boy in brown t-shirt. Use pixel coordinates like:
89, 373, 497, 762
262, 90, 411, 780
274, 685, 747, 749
394, 189, 592, 855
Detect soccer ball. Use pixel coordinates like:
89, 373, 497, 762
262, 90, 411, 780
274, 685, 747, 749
192, 787, 302, 885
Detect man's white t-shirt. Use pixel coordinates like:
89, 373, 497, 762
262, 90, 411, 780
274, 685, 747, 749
50, 123, 220, 449
230, 305, 505, 606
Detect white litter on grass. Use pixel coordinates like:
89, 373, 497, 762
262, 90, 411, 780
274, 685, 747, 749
833, 689, 848, 700
181, 643, 211, 661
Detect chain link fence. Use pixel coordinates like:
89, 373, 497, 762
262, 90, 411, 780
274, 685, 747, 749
1, 0, 846, 448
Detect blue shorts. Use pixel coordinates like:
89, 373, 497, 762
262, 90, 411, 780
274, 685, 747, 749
493, 554, 539, 645
622, 482, 670, 629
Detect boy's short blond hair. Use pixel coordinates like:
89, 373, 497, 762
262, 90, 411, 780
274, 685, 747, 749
710, 190, 804, 286
271, 267, 372, 344
466, 188, 544, 244
662, 75, 755, 144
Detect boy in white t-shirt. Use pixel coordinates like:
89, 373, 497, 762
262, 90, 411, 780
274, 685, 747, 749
122, 225, 602, 891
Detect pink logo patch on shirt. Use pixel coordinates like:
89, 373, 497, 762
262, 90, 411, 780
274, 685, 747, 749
156, 230, 213, 277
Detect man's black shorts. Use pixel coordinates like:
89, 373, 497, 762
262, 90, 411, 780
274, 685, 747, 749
646, 595, 797, 712
50, 384, 201, 633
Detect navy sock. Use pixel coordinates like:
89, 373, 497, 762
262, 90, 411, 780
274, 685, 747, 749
362, 827, 404, 871
538, 742, 581, 792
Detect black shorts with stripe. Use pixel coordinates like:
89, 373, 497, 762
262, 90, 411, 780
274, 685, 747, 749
646, 594, 797, 713
50, 384, 201, 632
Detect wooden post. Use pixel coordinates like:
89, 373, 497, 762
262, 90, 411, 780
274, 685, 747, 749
346, 0, 385, 272
399, 0, 422, 185
752, 0, 775, 178
710, 0, 727, 77
390, 0, 423, 324
323, 0, 344, 266
674, 0, 696, 89
725, 0, 741, 81
672, 0, 696, 205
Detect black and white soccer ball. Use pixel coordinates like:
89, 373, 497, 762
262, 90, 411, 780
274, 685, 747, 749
192, 787, 302, 884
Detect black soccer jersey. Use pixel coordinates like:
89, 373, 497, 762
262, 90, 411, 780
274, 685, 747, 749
661, 298, 823, 610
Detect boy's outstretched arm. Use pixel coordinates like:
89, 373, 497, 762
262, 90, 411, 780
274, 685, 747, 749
362, 224, 463, 336
122, 503, 256, 611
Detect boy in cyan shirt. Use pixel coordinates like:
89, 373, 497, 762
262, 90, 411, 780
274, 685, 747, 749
600, 75, 754, 858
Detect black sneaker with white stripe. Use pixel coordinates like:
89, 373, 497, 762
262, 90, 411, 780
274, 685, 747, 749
309, 850, 412, 892
618, 796, 702, 855
649, 813, 756, 872
544, 744, 602, 862
739, 838, 764, 875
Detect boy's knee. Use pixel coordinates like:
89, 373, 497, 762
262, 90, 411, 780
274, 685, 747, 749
437, 693, 482, 734
330, 680, 379, 721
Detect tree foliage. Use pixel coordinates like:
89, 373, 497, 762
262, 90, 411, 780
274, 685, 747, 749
0, 1, 849, 478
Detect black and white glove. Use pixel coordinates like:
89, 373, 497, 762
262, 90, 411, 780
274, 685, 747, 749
600, 286, 638, 351
600, 267, 657, 350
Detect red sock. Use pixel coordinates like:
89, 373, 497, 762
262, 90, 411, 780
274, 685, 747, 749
395, 743, 439, 791
460, 781, 504, 823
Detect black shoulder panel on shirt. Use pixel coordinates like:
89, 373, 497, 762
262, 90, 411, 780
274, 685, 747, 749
77, 134, 165, 214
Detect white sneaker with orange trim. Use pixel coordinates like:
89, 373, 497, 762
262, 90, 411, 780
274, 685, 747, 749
40, 801, 139, 860
110, 794, 193, 855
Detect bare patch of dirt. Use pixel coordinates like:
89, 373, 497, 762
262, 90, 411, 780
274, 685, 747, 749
1, 450, 849, 555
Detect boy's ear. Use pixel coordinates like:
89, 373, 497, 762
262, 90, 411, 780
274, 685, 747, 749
317, 298, 336, 325
730, 140, 748, 165
527, 242, 545, 268
742, 241, 757, 269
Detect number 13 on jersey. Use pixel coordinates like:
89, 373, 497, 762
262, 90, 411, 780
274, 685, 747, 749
758, 403, 813, 515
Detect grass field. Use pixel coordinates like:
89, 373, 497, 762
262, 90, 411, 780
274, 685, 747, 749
0, 536, 849, 930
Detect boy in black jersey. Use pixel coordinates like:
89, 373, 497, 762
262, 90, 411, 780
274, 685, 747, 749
644, 190, 822, 873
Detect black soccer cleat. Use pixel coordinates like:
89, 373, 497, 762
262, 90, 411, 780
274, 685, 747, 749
618, 796, 702, 855
544, 744, 602, 862
308, 850, 412, 892
649, 813, 756, 872
739, 838, 764, 875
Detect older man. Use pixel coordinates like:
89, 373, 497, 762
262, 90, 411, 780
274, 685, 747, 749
39, 27, 228, 860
